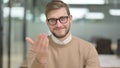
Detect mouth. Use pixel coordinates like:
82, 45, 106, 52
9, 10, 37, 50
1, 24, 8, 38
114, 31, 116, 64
55, 28, 64, 32
54, 27, 64, 30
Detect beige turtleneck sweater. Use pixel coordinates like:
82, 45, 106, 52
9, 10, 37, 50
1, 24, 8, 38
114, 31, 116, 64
27, 35, 101, 68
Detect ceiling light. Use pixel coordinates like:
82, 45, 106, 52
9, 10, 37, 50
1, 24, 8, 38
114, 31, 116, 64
70, 8, 89, 19
109, 9, 120, 16
3, 7, 24, 18
85, 12, 104, 19
3, 0, 9, 3
62, 0, 104, 5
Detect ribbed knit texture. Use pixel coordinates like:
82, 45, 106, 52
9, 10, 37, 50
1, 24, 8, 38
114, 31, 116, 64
27, 35, 101, 68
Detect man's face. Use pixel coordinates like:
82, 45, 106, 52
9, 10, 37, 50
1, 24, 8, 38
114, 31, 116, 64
46, 8, 72, 38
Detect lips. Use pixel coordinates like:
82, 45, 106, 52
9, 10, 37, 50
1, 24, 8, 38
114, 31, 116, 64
55, 28, 64, 31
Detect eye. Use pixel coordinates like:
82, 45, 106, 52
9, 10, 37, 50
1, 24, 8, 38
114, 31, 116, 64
59, 16, 68, 22
48, 18, 56, 22
60, 17, 67, 21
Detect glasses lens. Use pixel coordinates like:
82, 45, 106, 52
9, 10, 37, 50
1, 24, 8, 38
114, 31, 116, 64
59, 16, 68, 24
47, 16, 69, 25
48, 18, 56, 25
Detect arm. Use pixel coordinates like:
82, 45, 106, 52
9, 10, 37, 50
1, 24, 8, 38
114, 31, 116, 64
85, 45, 101, 68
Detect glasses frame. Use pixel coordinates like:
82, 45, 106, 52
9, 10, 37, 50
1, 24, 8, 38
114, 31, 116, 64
47, 15, 69, 25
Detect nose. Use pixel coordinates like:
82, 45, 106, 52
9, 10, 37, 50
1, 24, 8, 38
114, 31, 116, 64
56, 20, 62, 27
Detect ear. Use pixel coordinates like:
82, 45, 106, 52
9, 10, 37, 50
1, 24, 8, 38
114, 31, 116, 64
46, 19, 48, 25
69, 15, 72, 23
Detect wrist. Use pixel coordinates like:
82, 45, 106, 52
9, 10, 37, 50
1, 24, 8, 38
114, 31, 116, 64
36, 56, 47, 65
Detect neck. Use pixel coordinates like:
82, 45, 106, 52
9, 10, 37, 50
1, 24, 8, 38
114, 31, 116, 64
51, 32, 72, 45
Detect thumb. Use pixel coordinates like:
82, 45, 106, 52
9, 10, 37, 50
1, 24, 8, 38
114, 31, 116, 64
26, 37, 34, 45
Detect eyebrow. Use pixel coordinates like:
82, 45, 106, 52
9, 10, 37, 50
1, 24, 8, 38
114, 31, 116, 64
47, 15, 68, 19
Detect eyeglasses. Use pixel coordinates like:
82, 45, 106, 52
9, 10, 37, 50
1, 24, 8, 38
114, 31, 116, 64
47, 16, 69, 25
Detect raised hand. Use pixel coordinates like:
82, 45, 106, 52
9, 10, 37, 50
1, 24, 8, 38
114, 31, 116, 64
26, 34, 49, 64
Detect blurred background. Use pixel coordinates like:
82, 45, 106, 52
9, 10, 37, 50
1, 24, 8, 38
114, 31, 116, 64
0, 0, 120, 68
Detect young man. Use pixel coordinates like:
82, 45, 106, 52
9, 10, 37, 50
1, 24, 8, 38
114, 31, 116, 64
26, 0, 101, 68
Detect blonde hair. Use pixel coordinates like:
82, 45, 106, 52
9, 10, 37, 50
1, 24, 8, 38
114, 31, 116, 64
45, 0, 70, 17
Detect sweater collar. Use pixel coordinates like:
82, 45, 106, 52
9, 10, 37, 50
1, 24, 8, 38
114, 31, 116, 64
51, 33, 72, 45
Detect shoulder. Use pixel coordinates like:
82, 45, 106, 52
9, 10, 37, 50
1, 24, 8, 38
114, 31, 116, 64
72, 36, 98, 57
72, 36, 94, 46
72, 35, 96, 52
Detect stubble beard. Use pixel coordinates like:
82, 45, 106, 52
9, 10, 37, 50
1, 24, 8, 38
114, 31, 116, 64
52, 27, 70, 39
